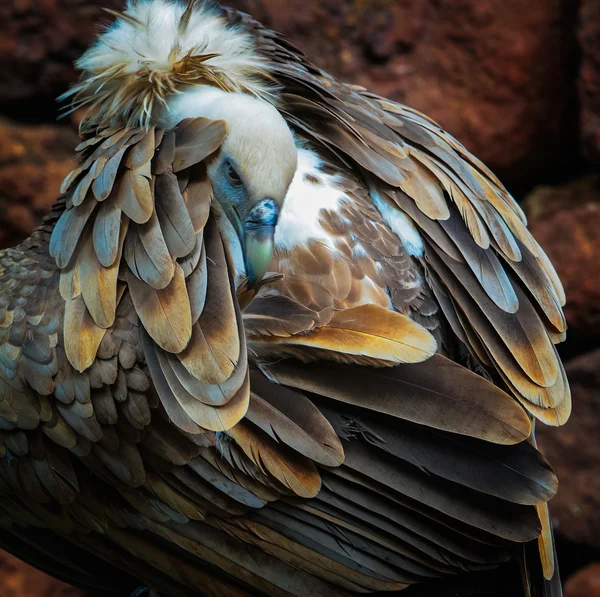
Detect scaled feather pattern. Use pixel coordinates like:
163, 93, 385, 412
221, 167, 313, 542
0, 2, 569, 597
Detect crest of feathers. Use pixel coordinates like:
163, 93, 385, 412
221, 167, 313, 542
60, 0, 276, 132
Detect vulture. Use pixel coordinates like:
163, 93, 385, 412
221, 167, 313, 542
0, 1, 570, 596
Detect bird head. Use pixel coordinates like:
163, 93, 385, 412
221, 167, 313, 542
163, 88, 297, 286
62, 0, 297, 286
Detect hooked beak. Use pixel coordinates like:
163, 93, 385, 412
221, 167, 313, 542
243, 198, 279, 287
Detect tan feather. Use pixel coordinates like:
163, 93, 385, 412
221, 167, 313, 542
92, 147, 127, 201
451, 184, 491, 249
71, 167, 97, 207
124, 225, 174, 290
115, 167, 153, 224
440, 214, 519, 313
146, 473, 206, 520
58, 264, 81, 301
154, 170, 196, 258
60, 163, 86, 194
266, 355, 532, 445
184, 166, 213, 233
472, 200, 522, 262
533, 502, 554, 581
186, 241, 208, 326
226, 421, 322, 498
498, 363, 571, 427
50, 200, 98, 269
253, 304, 436, 365
400, 158, 450, 220
388, 188, 465, 261
169, 328, 247, 407
426, 243, 558, 388
79, 229, 124, 329
93, 195, 126, 268
173, 118, 228, 173
412, 150, 491, 248
209, 517, 397, 593
128, 263, 192, 354
178, 221, 240, 383
157, 347, 250, 431
63, 294, 107, 372
532, 238, 566, 307
504, 245, 566, 333
247, 373, 344, 467
142, 333, 204, 435
198, 446, 280, 503
125, 127, 155, 169
179, 231, 204, 278
153, 130, 176, 175
137, 210, 176, 289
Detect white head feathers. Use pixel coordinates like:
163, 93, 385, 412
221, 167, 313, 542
63, 0, 275, 131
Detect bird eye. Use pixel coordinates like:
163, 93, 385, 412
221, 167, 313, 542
226, 161, 242, 186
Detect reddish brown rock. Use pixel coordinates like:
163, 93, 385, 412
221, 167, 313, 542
525, 175, 600, 338
536, 349, 600, 551
565, 563, 600, 597
579, 0, 600, 165
0, 0, 122, 107
0, 549, 85, 597
0, 119, 79, 249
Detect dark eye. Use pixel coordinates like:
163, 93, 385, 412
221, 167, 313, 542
226, 161, 242, 186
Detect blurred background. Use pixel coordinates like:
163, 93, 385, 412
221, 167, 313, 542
1, 0, 599, 595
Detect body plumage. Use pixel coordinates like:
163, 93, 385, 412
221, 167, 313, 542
0, 2, 568, 596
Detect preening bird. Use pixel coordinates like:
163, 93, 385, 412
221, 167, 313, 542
0, 1, 570, 596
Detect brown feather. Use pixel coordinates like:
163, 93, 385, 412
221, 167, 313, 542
265, 356, 531, 445
142, 332, 204, 435
137, 210, 176, 289
154, 170, 196, 259
157, 346, 250, 432
128, 263, 192, 354
93, 196, 126, 268
115, 167, 153, 225
399, 158, 450, 220
247, 370, 344, 467
92, 147, 127, 201
79, 232, 123, 329
50, 200, 98, 269
63, 294, 107, 372
426, 242, 558, 389
125, 127, 156, 170
252, 304, 436, 365
178, 220, 240, 384
124, 226, 173, 290
153, 130, 176, 176
184, 166, 212, 233
173, 118, 228, 173
226, 421, 321, 499
440, 214, 519, 313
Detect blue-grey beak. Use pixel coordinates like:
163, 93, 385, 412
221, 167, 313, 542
244, 198, 279, 286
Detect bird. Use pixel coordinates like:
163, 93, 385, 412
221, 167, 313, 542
0, 1, 570, 597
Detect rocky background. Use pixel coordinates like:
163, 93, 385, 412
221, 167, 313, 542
0, 0, 599, 595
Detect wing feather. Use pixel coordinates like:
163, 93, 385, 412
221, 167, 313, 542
3, 9, 569, 596
263, 356, 531, 445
